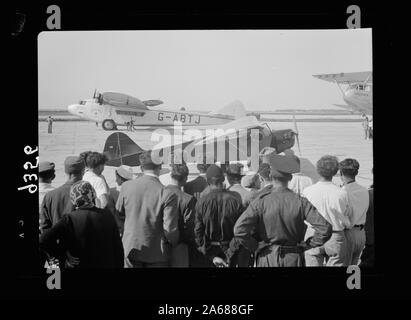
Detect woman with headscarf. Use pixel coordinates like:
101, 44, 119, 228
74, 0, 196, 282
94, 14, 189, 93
39, 181, 124, 268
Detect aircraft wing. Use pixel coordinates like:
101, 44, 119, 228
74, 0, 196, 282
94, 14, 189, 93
101, 92, 149, 110
313, 71, 372, 84
142, 100, 163, 107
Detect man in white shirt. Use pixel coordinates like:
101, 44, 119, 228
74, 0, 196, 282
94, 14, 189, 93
339, 158, 369, 265
38, 161, 56, 215
80, 151, 111, 210
303, 155, 352, 266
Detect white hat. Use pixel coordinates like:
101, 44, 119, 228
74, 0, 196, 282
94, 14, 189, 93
115, 165, 134, 180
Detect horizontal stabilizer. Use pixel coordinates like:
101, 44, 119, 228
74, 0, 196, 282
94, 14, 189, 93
103, 132, 144, 167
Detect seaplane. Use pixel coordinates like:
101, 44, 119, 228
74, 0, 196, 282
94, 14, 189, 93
102, 114, 301, 170
313, 71, 373, 115
68, 91, 248, 130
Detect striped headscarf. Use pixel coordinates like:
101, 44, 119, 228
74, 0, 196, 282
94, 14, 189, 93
70, 181, 96, 209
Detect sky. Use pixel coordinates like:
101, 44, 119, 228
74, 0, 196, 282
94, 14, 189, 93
38, 29, 372, 111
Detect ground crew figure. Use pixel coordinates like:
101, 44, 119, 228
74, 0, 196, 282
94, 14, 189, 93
129, 118, 134, 132
47, 116, 53, 134
227, 154, 332, 267
368, 118, 373, 139
361, 114, 369, 140
194, 165, 244, 267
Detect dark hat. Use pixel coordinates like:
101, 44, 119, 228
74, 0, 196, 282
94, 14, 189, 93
227, 163, 245, 176
206, 164, 224, 181
115, 165, 134, 180
268, 154, 300, 179
39, 161, 55, 173
64, 156, 85, 174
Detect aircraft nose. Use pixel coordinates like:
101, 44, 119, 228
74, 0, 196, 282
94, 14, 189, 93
67, 104, 78, 115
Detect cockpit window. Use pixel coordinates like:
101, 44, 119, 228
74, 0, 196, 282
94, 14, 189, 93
79, 100, 86, 105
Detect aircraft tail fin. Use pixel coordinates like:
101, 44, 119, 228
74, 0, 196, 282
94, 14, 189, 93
103, 132, 144, 167
209, 100, 247, 119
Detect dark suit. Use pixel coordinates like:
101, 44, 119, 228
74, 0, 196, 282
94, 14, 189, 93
40, 180, 79, 232
166, 185, 196, 267
39, 207, 124, 268
194, 188, 243, 267
116, 174, 179, 267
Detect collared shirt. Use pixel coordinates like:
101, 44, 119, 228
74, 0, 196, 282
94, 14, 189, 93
144, 172, 160, 180
302, 181, 352, 231
83, 170, 110, 199
342, 181, 369, 226
289, 173, 313, 196
39, 182, 55, 212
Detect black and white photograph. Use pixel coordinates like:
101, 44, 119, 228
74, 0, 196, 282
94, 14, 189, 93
37, 29, 373, 269
8, 3, 405, 303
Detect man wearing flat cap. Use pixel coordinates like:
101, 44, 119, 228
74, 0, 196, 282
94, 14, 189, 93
227, 154, 332, 267
194, 164, 244, 267
108, 165, 134, 236
116, 150, 179, 267
38, 161, 56, 215
40, 156, 85, 233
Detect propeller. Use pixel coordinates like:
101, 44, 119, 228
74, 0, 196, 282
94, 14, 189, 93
292, 113, 302, 156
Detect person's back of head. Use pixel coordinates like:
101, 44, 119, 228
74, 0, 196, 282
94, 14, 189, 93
39, 161, 56, 183
316, 155, 339, 181
115, 166, 134, 186
170, 163, 189, 186
339, 158, 360, 180
206, 164, 225, 188
65, 156, 86, 181
81, 151, 107, 172
226, 163, 244, 186
139, 150, 162, 174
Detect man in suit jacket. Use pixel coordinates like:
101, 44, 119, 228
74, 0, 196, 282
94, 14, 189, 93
166, 164, 197, 267
116, 151, 179, 267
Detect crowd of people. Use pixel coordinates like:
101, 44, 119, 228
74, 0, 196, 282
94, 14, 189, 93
38, 148, 374, 268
